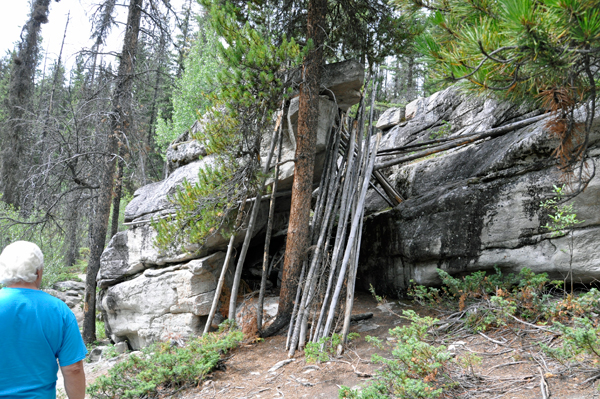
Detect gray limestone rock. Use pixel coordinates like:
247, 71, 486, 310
376, 107, 405, 131
317, 59, 364, 111
53, 281, 85, 292
360, 87, 600, 295
98, 253, 229, 349
114, 341, 129, 354
165, 123, 207, 173
125, 156, 217, 223
44, 288, 80, 309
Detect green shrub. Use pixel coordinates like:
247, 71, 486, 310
341, 310, 455, 399
87, 328, 243, 398
305, 332, 360, 363
542, 317, 600, 367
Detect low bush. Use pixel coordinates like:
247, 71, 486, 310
305, 332, 360, 363
87, 327, 243, 398
340, 310, 457, 399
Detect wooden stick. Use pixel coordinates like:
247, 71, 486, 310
322, 131, 381, 340
376, 111, 546, 155
375, 113, 548, 170
257, 111, 285, 331
313, 124, 358, 342
203, 234, 235, 334
228, 114, 280, 320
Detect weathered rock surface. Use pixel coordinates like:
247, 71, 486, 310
376, 107, 405, 131
125, 155, 217, 223
99, 252, 231, 349
165, 121, 207, 174
359, 88, 600, 295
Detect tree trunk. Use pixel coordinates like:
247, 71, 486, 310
267, 0, 328, 336
1, 0, 52, 208
83, 0, 144, 344
110, 157, 124, 238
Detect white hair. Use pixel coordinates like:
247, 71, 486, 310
0, 241, 44, 286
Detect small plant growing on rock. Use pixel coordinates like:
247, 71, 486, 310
540, 184, 584, 295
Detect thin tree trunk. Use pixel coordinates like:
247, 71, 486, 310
83, 0, 144, 344
268, 0, 327, 337
110, 157, 124, 238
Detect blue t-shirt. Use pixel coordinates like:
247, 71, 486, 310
0, 287, 88, 398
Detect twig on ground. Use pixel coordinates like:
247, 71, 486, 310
539, 367, 549, 399
478, 332, 507, 346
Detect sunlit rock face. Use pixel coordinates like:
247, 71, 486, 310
359, 88, 600, 296
98, 60, 365, 349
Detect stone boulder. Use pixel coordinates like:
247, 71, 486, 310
125, 155, 217, 223
359, 88, 600, 295
98, 252, 231, 349
376, 107, 405, 131
165, 122, 207, 174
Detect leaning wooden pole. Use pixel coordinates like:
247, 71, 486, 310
228, 117, 281, 320
375, 114, 548, 170
203, 234, 236, 334
257, 113, 284, 331
321, 131, 382, 340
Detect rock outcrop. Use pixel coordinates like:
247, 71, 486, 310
359, 87, 600, 295
98, 60, 365, 349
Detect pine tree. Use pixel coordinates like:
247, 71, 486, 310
394, 0, 600, 178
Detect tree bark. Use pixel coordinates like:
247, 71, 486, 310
266, 0, 328, 337
83, 0, 144, 344
1, 0, 52, 208
110, 157, 124, 238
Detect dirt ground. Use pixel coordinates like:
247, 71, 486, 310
169, 292, 600, 399
84, 291, 600, 399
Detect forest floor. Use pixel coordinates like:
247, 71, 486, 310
158, 291, 600, 399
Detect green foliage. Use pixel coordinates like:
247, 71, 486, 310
540, 185, 584, 237
543, 317, 600, 366
429, 121, 451, 140
305, 332, 360, 363
87, 328, 243, 398
102, 344, 120, 360
409, 267, 562, 331
155, 17, 221, 155
96, 320, 107, 341
396, 0, 600, 96
0, 198, 67, 289
154, 1, 305, 251
341, 310, 454, 399
540, 184, 583, 293
393, 0, 600, 168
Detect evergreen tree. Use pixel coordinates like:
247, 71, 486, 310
394, 0, 600, 177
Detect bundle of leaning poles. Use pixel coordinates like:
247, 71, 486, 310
282, 79, 383, 357
202, 76, 382, 356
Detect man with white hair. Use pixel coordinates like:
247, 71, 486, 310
0, 241, 88, 399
